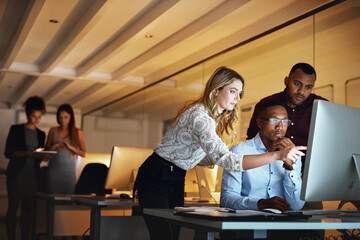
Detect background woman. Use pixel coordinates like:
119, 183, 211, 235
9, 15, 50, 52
45, 104, 86, 194
135, 66, 306, 240
4, 96, 46, 240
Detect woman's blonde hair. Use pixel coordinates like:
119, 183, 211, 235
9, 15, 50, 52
172, 66, 244, 140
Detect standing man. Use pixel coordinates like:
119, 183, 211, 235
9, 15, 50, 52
246, 63, 327, 210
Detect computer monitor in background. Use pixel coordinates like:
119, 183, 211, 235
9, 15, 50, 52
301, 100, 360, 201
185, 165, 221, 202
104, 146, 153, 193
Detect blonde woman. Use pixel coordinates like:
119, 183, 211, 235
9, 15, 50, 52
135, 66, 306, 240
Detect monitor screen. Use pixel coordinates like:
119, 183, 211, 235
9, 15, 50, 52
104, 146, 153, 191
301, 100, 360, 201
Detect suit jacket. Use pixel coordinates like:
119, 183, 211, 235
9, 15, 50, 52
4, 124, 46, 177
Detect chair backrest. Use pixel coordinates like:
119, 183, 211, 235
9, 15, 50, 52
75, 153, 111, 182
74, 163, 110, 195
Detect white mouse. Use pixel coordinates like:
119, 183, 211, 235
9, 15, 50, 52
262, 208, 282, 214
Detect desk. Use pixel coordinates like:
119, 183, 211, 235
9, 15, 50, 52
184, 200, 219, 207
144, 208, 360, 240
73, 197, 139, 240
35, 194, 92, 240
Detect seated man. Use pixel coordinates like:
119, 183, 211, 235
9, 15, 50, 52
220, 101, 308, 239
221, 100, 304, 212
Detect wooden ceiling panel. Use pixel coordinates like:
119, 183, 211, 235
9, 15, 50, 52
15, 0, 79, 64
60, 0, 153, 69
46, 80, 95, 106
0, 72, 24, 103
0, 0, 339, 116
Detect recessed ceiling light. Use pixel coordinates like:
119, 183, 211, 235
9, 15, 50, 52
145, 34, 153, 38
49, 19, 59, 23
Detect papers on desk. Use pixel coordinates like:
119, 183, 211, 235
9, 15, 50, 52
53, 194, 96, 201
175, 206, 281, 215
54, 196, 72, 201
174, 206, 235, 213
174, 207, 309, 221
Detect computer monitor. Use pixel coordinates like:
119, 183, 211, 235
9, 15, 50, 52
301, 100, 360, 201
104, 146, 153, 192
184, 166, 221, 202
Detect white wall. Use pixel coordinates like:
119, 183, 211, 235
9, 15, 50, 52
0, 109, 16, 171
0, 109, 15, 215
82, 115, 163, 154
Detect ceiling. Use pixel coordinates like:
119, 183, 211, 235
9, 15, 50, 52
0, 0, 338, 120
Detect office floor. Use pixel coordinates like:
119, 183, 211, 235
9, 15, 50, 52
0, 217, 86, 240
0, 217, 13, 240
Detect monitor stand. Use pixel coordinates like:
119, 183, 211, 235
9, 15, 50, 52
195, 166, 213, 202
353, 154, 360, 182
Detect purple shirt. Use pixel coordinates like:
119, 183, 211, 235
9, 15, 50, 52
246, 89, 327, 172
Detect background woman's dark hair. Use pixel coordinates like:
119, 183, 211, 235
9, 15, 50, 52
57, 104, 79, 147
23, 96, 46, 116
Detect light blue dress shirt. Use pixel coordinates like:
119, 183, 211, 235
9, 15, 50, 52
220, 133, 305, 210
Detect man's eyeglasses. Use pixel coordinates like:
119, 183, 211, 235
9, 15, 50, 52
261, 118, 291, 126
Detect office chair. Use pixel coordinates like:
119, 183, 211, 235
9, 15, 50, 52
74, 163, 111, 196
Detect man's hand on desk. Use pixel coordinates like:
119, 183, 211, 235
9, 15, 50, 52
257, 196, 291, 212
